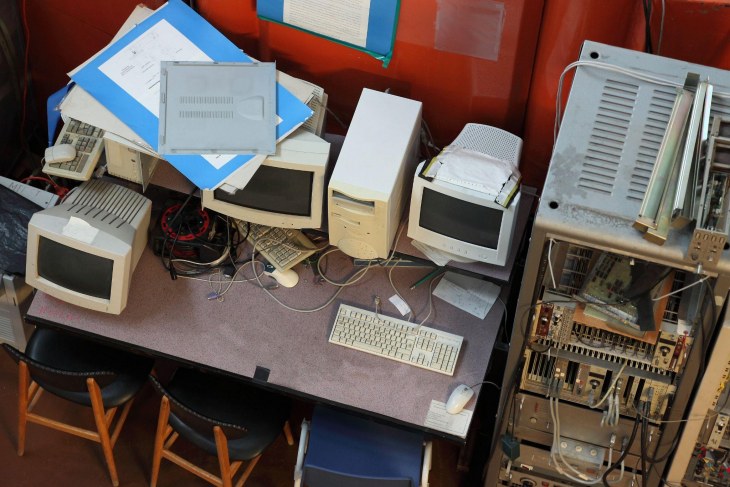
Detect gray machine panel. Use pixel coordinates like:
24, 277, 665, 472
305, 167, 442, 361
539, 41, 730, 273
158, 61, 276, 155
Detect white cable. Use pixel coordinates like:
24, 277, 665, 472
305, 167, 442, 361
549, 397, 608, 484
593, 362, 628, 409
547, 238, 558, 290
652, 275, 709, 301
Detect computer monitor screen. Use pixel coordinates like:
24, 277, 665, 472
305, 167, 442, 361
213, 165, 313, 217
25, 180, 151, 314
419, 187, 503, 249
37, 236, 114, 300
202, 129, 330, 229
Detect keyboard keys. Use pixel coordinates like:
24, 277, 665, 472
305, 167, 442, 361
248, 223, 316, 272
328, 303, 464, 376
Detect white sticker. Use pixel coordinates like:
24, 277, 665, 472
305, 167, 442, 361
62, 216, 99, 244
389, 294, 411, 316
424, 400, 472, 437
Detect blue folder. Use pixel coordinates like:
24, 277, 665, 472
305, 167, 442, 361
71, 0, 312, 189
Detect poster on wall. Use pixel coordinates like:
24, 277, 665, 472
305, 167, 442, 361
257, 0, 401, 67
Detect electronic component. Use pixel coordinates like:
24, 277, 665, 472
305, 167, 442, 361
43, 118, 105, 181
328, 303, 463, 376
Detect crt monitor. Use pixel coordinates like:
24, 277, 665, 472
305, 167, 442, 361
407, 160, 520, 266
202, 129, 330, 229
25, 180, 151, 315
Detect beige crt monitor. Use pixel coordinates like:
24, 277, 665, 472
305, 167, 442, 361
327, 89, 422, 259
25, 180, 151, 314
202, 129, 330, 229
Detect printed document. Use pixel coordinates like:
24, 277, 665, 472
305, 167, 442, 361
283, 0, 370, 47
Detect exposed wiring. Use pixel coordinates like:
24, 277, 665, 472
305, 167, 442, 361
547, 238, 558, 290
652, 275, 709, 301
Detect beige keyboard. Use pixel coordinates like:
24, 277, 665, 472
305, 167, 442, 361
248, 223, 316, 272
328, 304, 464, 376
43, 119, 104, 181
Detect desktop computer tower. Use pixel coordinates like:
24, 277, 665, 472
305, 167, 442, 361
485, 42, 730, 487
327, 88, 422, 259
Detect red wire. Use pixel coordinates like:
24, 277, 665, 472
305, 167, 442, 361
20, 176, 69, 197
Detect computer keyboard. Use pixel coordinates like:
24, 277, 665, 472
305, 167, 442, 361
328, 304, 464, 376
248, 223, 316, 272
43, 119, 104, 181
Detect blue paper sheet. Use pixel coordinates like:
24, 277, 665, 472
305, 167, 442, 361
71, 0, 312, 189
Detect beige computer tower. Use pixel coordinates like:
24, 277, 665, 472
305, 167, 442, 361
327, 89, 422, 259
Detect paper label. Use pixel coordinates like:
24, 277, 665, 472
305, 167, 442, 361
389, 294, 411, 316
424, 400, 472, 437
62, 216, 99, 244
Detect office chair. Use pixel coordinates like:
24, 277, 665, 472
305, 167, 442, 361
294, 406, 433, 487
2, 326, 154, 487
148, 367, 294, 487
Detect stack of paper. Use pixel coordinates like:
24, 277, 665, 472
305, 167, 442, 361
59, 0, 317, 190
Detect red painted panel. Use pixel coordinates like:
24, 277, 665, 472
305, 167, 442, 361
199, 0, 544, 148
24, 0, 730, 189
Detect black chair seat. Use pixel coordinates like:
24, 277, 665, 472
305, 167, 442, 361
25, 327, 153, 408
165, 367, 291, 460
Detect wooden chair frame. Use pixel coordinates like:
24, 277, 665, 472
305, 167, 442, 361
151, 395, 294, 487
16, 360, 134, 487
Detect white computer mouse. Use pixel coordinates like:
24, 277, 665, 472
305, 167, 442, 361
446, 384, 474, 414
44, 144, 77, 164
264, 268, 300, 288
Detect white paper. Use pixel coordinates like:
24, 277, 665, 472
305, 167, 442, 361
389, 294, 411, 316
99, 20, 212, 116
433, 271, 500, 319
283, 0, 370, 48
62, 217, 99, 244
214, 154, 267, 191
432, 146, 520, 197
424, 400, 472, 437
411, 239, 453, 267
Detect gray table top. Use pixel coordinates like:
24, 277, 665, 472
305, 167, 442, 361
27, 245, 506, 441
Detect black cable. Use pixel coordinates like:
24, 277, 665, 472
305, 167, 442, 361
602, 414, 641, 487
640, 414, 649, 487
642, 0, 653, 54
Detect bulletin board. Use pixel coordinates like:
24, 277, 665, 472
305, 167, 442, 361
257, 0, 401, 67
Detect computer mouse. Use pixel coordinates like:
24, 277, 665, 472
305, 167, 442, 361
44, 144, 77, 164
264, 267, 299, 288
446, 384, 474, 414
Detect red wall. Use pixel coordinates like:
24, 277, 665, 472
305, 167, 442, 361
22, 0, 730, 188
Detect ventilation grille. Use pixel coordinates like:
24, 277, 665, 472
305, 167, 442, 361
179, 96, 233, 105
578, 80, 638, 195
178, 111, 234, 119
66, 179, 149, 227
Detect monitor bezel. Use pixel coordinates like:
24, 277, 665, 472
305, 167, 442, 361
25, 211, 134, 315
407, 162, 519, 266
202, 157, 327, 229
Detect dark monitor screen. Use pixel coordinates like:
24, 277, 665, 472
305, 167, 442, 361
419, 187, 503, 249
37, 236, 114, 300
213, 165, 313, 217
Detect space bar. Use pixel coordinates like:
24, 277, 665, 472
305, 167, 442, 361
352, 341, 383, 353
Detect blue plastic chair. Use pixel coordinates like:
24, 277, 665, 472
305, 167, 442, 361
294, 406, 432, 487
